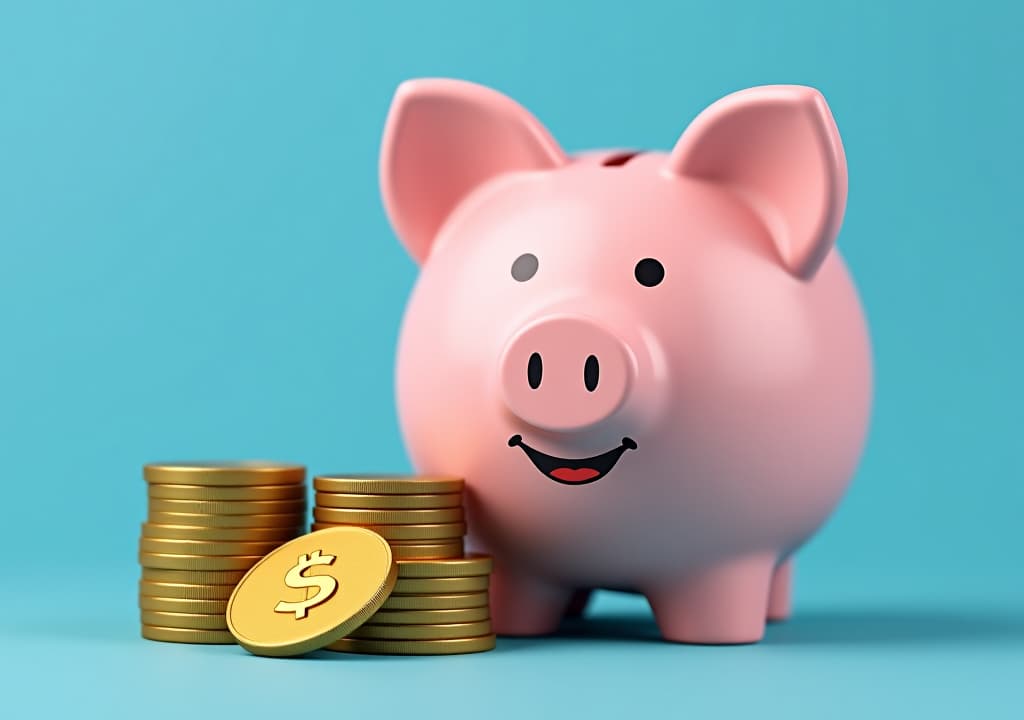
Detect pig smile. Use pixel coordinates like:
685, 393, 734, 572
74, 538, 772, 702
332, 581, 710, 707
507, 434, 637, 486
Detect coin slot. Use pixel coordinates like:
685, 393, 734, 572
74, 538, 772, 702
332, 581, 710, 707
602, 151, 641, 167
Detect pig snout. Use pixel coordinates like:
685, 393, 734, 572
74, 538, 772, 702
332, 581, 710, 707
500, 316, 631, 432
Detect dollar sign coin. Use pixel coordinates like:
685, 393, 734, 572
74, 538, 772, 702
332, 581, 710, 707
273, 550, 339, 619
227, 527, 396, 657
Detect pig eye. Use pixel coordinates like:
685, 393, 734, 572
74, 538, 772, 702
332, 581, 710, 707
634, 258, 664, 287
511, 253, 538, 282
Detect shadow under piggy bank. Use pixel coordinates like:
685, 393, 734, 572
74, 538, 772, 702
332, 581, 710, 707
501, 606, 1024, 649
765, 607, 1024, 647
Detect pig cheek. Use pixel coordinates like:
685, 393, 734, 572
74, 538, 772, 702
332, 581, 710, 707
395, 268, 516, 470
696, 252, 815, 390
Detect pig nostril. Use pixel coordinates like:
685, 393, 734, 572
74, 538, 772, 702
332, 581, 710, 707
527, 352, 543, 389
584, 355, 600, 392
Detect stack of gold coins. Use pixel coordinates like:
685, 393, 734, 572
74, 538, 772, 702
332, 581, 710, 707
311, 476, 493, 655
311, 475, 466, 560
327, 554, 495, 655
139, 462, 307, 645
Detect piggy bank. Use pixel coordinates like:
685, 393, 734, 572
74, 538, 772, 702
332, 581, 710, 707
381, 79, 871, 644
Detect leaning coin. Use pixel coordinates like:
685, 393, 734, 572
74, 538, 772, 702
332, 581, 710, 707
227, 526, 397, 657
140, 567, 248, 585
139, 581, 237, 600
144, 462, 305, 487
141, 523, 302, 542
139, 537, 282, 557
148, 511, 306, 528
325, 635, 495, 655
140, 610, 229, 630
368, 607, 490, 625
138, 551, 264, 571
380, 592, 489, 611
141, 625, 235, 644
311, 522, 465, 541
349, 621, 492, 641
313, 492, 462, 509
313, 475, 463, 495
388, 541, 463, 560
139, 596, 228, 614
392, 575, 488, 594
149, 498, 307, 516
149, 484, 307, 501
394, 554, 493, 578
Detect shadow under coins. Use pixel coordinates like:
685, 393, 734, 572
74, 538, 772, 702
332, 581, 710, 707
21, 606, 1023, 654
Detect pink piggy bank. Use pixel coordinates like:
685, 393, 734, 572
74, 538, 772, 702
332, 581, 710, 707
381, 79, 871, 644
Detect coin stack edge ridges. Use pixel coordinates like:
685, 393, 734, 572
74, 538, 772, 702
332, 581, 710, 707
139, 462, 307, 645
312, 475, 494, 656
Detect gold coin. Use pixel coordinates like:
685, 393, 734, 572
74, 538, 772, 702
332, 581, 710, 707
144, 462, 305, 487
311, 522, 465, 540
313, 475, 463, 495
141, 523, 302, 542
381, 592, 489, 610
389, 541, 463, 560
392, 575, 488, 594
227, 527, 397, 657
326, 635, 496, 655
141, 567, 247, 584
395, 553, 493, 578
377, 523, 465, 540
139, 596, 228, 614
369, 607, 490, 624
141, 624, 235, 644
313, 492, 462, 509
139, 537, 282, 557
148, 511, 306, 528
139, 552, 263, 571
140, 610, 228, 630
149, 484, 307, 501
313, 506, 463, 525
349, 620, 492, 641
139, 581, 237, 600
149, 498, 307, 516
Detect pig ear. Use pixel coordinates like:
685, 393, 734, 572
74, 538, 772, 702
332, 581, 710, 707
665, 86, 847, 279
380, 79, 567, 263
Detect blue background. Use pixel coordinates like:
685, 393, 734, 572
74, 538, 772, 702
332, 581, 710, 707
1, 1, 1021, 717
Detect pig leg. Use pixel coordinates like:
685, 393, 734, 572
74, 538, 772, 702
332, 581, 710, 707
645, 554, 775, 644
766, 558, 793, 622
490, 566, 573, 636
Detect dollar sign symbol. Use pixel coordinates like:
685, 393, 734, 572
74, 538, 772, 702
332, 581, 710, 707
273, 549, 339, 620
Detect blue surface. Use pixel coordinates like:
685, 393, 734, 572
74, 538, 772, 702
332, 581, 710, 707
5, 571, 1023, 718
1, 2, 1021, 717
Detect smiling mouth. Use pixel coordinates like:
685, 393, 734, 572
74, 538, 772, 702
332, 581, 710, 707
507, 434, 637, 486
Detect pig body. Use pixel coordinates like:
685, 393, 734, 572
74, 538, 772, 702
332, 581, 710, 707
381, 80, 871, 644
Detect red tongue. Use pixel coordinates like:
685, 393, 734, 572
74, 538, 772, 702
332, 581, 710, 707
550, 467, 600, 483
